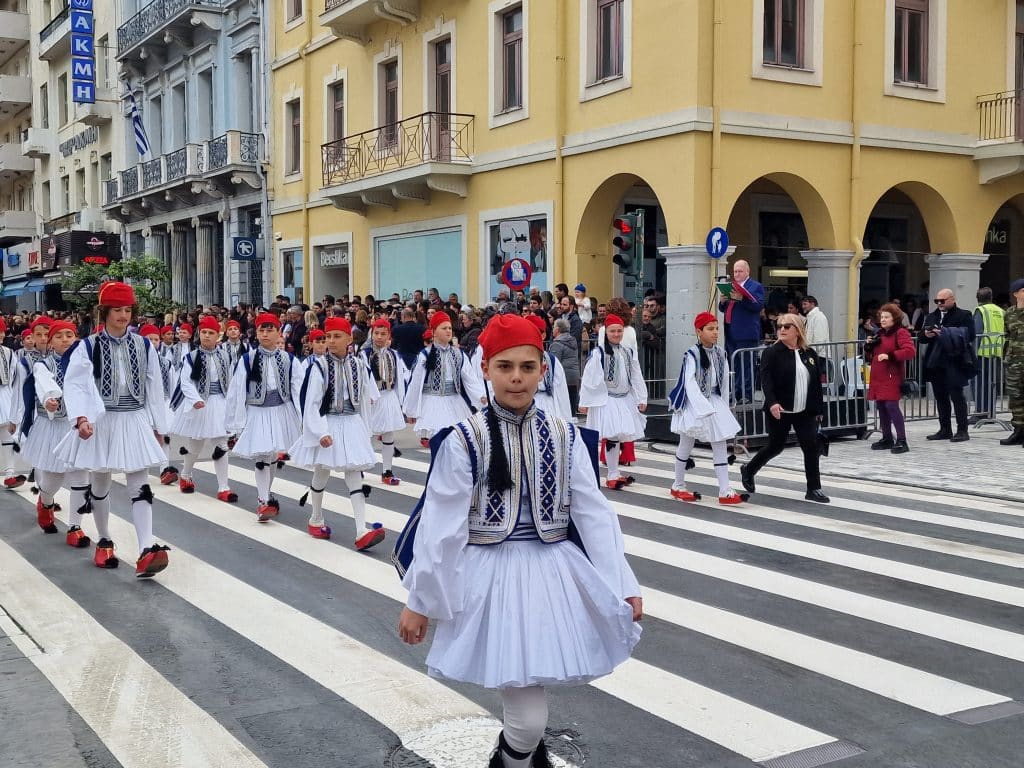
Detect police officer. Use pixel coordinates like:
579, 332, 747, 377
1000, 278, 1024, 446
973, 287, 1004, 421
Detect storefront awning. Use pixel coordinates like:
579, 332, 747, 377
0, 280, 28, 298
24, 275, 61, 293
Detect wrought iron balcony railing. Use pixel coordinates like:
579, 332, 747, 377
321, 112, 474, 187
40, 5, 69, 44
978, 90, 1024, 142
117, 0, 223, 56
104, 178, 118, 206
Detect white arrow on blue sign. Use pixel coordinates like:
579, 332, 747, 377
705, 227, 729, 258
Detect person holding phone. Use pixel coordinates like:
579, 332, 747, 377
740, 313, 829, 503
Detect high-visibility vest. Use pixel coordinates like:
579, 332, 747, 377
976, 303, 1005, 358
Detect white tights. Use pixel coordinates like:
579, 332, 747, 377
254, 459, 278, 503
379, 431, 395, 472
674, 436, 731, 495
605, 441, 620, 481
181, 438, 230, 491
500, 687, 548, 765
91, 470, 154, 555
307, 467, 367, 539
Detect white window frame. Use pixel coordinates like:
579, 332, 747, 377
752, 0, 824, 87
478, 201, 555, 303
579, 0, 632, 102
281, 85, 303, 181
373, 44, 403, 140
323, 66, 348, 144
423, 19, 457, 115
489, 0, 529, 128
884, 0, 946, 103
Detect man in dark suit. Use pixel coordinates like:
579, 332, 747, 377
920, 288, 976, 442
718, 259, 766, 403
391, 306, 427, 370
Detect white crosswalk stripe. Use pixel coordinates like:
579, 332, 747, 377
2, 441, 1022, 768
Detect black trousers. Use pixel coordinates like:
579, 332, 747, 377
746, 411, 821, 491
567, 384, 580, 416
930, 377, 969, 431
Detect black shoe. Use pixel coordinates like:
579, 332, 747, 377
950, 430, 970, 443
870, 438, 894, 450
740, 464, 756, 494
926, 429, 953, 441
890, 439, 909, 454
805, 489, 830, 503
1000, 427, 1024, 446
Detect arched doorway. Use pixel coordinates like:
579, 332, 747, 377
980, 196, 1024, 304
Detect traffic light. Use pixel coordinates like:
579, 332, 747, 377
612, 211, 643, 277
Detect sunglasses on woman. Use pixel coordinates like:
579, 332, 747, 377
776, 323, 795, 330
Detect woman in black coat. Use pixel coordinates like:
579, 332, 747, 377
740, 313, 830, 503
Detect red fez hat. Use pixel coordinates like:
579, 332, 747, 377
422, 329, 433, 342
198, 316, 221, 334
160, 325, 174, 335
139, 324, 161, 337
178, 323, 194, 335
525, 314, 547, 338
30, 317, 53, 332
48, 320, 77, 339
604, 313, 625, 328
226, 319, 241, 330
694, 311, 717, 331
479, 314, 544, 359
371, 318, 392, 333
324, 317, 352, 335
98, 281, 136, 308
0, 318, 6, 333
308, 329, 325, 341
429, 311, 452, 332
255, 312, 281, 328
21, 328, 31, 337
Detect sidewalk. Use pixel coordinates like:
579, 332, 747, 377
733, 419, 1021, 500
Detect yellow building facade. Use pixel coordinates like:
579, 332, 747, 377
270, 0, 1024, 371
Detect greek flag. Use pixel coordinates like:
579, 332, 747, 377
125, 88, 151, 159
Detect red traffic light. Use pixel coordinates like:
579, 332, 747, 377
613, 217, 633, 234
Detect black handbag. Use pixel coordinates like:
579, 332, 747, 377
815, 429, 830, 457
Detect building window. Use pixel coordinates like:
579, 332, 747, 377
286, 99, 301, 174
60, 176, 70, 215
763, 0, 804, 68
57, 74, 68, 126
501, 6, 523, 111
75, 169, 86, 210
41, 181, 50, 220
281, 248, 304, 304
382, 60, 399, 147
39, 84, 49, 129
596, 0, 624, 80
894, 0, 928, 84
331, 81, 345, 141
97, 34, 109, 88
286, 0, 302, 22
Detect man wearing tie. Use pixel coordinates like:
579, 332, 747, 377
718, 259, 765, 403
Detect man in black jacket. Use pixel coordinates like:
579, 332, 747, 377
920, 288, 976, 441
391, 307, 427, 369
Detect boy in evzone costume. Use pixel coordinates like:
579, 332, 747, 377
396, 314, 642, 768
524, 314, 572, 421
578, 314, 648, 490
140, 324, 181, 487
404, 312, 485, 448
225, 313, 303, 523
0, 318, 27, 491
54, 282, 173, 576
6, 318, 53, 490
20, 321, 93, 542
361, 318, 407, 485
291, 317, 386, 547
15, 327, 34, 361
220, 319, 248, 368
667, 312, 747, 505
171, 316, 237, 502
170, 322, 194, 368
304, 329, 327, 370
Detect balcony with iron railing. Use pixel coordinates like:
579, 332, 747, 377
319, 0, 420, 43
103, 131, 263, 209
38, 4, 70, 61
320, 112, 473, 214
975, 90, 1024, 184
117, 0, 226, 61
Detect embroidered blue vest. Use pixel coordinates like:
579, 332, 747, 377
189, 348, 231, 399
244, 349, 293, 406
668, 344, 727, 410
363, 345, 398, 391
85, 332, 149, 412
35, 354, 68, 419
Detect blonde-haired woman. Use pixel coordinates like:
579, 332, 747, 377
739, 313, 830, 503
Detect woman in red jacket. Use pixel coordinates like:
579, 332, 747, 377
865, 303, 917, 454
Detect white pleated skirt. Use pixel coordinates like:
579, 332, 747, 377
0, 387, 14, 424
411, 394, 474, 438
170, 394, 230, 440
54, 409, 166, 473
288, 413, 377, 471
585, 395, 646, 442
367, 389, 407, 434
232, 404, 301, 459
670, 395, 741, 443
426, 540, 641, 689
21, 416, 72, 474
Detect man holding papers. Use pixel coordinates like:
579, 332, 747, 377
717, 259, 765, 403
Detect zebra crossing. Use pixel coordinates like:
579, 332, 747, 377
1, 442, 1023, 768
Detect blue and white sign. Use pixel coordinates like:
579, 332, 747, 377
70, 0, 95, 104
231, 237, 258, 261
705, 227, 729, 259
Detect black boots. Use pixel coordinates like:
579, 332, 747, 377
1000, 427, 1024, 446
950, 429, 970, 443
891, 439, 909, 454
926, 428, 953, 441
871, 438, 894, 450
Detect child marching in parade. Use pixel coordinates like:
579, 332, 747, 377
220, 319, 248, 368
291, 317, 386, 548
396, 314, 642, 768
578, 314, 648, 489
54, 282, 173, 577
404, 312, 485, 447
524, 314, 572, 421
305, 328, 327, 367
19, 321, 94, 543
139, 324, 181, 487
667, 312, 746, 504
6, 318, 53, 490
172, 316, 237, 502
362, 318, 407, 485
0, 318, 25, 491
225, 313, 303, 523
